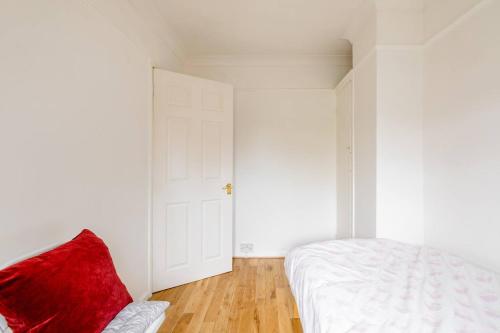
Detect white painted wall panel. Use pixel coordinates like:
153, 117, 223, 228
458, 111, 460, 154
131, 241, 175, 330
353, 53, 378, 239
376, 47, 423, 244
0, 0, 182, 299
235, 90, 337, 256
423, 0, 500, 272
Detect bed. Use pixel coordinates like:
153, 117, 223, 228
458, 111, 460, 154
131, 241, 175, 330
285, 239, 500, 333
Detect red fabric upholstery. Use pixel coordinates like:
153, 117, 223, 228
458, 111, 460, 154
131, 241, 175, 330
0, 229, 132, 333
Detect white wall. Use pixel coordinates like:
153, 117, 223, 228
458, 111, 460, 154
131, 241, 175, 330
347, 1, 425, 244
235, 90, 337, 256
352, 52, 378, 239
0, 0, 182, 299
185, 55, 347, 256
348, 0, 500, 271
423, 0, 500, 272
376, 47, 423, 244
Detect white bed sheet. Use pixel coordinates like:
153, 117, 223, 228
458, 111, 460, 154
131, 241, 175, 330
285, 239, 500, 333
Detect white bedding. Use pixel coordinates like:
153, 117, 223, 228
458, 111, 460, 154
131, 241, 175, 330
285, 239, 500, 333
103, 301, 169, 333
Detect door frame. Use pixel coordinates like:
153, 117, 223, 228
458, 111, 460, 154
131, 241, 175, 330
146, 66, 155, 301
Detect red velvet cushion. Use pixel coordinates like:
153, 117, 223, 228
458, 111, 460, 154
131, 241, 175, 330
0, 229, 132, 333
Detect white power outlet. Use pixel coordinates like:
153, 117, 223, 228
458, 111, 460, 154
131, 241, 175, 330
240, 243, 254, 255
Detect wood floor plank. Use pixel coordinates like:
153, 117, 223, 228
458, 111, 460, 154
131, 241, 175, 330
152, 258, 302, 333
160, 283, 196, 332
203, 273, 230, 322
172, 313, 194, 333
212, 271, 238, 332
264, 260, 280, 333
291, 318, 303, 333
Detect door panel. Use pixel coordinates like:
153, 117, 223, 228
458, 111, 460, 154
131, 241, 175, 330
202, 121, 223, 180
153, 69, 233, 291
166, 118, 189, 181
202, 199, 222, 260
165, 203, 189, 269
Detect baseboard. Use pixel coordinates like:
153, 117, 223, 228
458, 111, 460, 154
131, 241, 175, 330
234, 250, 288, 258
233, 256, 285, 259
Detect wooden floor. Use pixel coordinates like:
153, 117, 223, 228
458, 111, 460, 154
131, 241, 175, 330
150, 258, 303, 333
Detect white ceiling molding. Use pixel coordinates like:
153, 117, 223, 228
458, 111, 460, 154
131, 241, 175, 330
185, 54, 352, 68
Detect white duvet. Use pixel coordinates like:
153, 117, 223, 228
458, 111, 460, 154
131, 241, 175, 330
285, 239, 500, 333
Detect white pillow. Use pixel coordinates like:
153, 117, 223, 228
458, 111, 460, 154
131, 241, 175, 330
102, 301, 169, 333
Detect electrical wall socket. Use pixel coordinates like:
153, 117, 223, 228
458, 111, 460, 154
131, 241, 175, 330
240, 243, 254, 254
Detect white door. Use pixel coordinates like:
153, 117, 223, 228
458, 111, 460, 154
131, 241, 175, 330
152, 69, 233, 291
336, 73, 354, 239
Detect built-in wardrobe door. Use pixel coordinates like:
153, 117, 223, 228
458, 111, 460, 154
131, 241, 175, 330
336, 72, 354, 239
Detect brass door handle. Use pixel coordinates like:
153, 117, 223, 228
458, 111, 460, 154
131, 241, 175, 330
222, 183, 232, 195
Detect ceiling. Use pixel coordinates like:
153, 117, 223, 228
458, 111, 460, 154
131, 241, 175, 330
150, 0, 365, 56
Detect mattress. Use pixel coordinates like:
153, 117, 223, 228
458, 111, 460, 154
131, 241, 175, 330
285, 239, 500, 333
